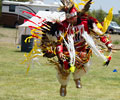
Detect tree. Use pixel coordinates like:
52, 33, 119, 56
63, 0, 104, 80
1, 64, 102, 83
88, 10, 96, 18
88, 9, 107, 23
95, 9, 107, 22
113, 16, 120, 25
89, 8, 120, 25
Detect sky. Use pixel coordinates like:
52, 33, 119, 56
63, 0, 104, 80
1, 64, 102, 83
44, 0, 120, 14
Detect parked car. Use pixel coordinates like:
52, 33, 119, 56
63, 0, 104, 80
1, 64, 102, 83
107, 21, 120, 34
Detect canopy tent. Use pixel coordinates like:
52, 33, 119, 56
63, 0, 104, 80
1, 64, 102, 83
17, 11, 65, 44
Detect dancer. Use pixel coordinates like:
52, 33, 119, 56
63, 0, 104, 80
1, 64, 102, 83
24, 0, 113, 97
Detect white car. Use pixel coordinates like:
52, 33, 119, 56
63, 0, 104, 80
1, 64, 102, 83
107, 21, 120, 34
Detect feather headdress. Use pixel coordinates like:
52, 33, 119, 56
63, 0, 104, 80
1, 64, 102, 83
60, 0, 93, 16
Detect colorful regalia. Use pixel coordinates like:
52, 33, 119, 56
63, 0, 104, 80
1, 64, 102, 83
23, 0, 113, 96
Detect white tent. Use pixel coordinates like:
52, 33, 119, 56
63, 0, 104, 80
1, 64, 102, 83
17, 11, 65, 44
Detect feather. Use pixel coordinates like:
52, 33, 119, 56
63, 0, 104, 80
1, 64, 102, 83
82, 29, 107, 62
78, 0, 92, 15
41, 21, 59, 36
60, 0, 74, 12
102, 8, 113, 33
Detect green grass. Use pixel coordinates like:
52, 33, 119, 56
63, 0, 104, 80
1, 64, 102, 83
0, 27, 120, 100
113, 40, 120, 45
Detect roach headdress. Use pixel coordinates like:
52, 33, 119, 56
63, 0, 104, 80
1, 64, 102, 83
60, 0, 92, 16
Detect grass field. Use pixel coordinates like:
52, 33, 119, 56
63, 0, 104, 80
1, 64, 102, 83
0, 27, 120, 100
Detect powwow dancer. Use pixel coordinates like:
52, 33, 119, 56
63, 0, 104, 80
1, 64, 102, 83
23, 0, 113, 97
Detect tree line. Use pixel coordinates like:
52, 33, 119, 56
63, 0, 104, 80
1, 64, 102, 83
88, 9, 120, 25
0, 0, 120, 25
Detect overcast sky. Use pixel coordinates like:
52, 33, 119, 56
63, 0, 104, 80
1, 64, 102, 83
44, 0, 120, 14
